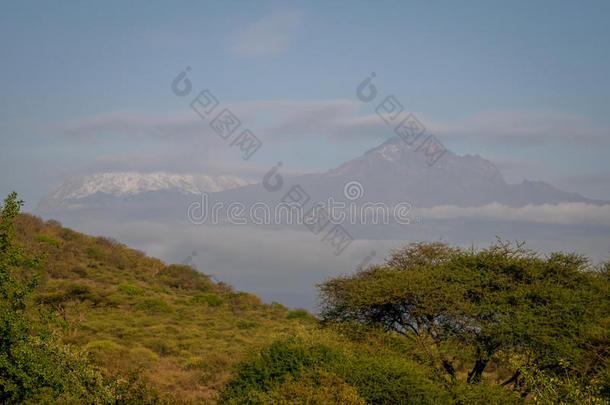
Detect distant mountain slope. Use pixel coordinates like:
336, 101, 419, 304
297, 136, 601, 207
36, 137, 604, 222
206, 136, 602, 210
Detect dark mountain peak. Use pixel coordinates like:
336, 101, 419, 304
332, 136, 504, 186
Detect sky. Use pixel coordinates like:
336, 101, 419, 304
1, 0, 610, 210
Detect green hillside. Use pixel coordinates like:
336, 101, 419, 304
11, 214, 317, 403
1, 193, 609, 404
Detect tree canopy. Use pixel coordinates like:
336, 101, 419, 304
318, 241, 610, 402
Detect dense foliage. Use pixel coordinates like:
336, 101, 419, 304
220, 336, 449, 404
318, 241, 610, 403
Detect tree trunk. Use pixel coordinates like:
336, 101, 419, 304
442, 359, 456, 380
501, 370, 520, 387
467, 358, 488, 383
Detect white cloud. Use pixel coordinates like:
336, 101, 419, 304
72, 151, 311, 180
229, 10, 302, 58
51, 110, 203, 140
417, 202, 610, 226
49, 99, 365, 141
52, 100, 609, 146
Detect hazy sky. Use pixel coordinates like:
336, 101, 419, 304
1, 0, 610, 210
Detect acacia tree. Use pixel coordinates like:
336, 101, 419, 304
318, 241, 609, 400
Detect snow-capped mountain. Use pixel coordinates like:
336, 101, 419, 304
37, 172, 251, 212
36, 137, 604, 221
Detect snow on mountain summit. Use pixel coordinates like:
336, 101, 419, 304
41, 172, 251, 208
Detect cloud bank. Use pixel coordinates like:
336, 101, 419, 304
418, 202, 610, 226
51, 102, 608, 145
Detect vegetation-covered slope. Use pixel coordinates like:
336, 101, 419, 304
13, 213, 318, 403
2, 192, 609, 404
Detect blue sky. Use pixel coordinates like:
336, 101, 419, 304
1, 0, 609, 209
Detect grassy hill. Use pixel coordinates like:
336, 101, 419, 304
14, 213, 320, 403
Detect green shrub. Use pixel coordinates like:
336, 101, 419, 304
220, 339, 346, 403
286, 309, 314, 321
130, 346, 159, 365
266, 301, 287, 312
33, 234, 61, 248
86, 246, 105, 261
85, 339, 127, 365
230, 292, 262, 309
143, 338, 179, 356
36, 281, 110, 306
59, 228, 79, 241
158, 264, 213, 291
117, 283, 146, 296
236, 319, 260, 329
134, 298, 173, 314
258, 370, 366, 405
184, 353, 232, 385
64, 281, 92, 298
71, 266, 88, 277
4, 337, 142, 404
192, 292, 224, 307
44, 219, 62, 228
220, 338, 446, 405
337, 356, 448, 405
184, 355, 209, 370
185, 353, 230, 372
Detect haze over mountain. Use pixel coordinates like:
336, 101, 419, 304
37, 136, 603, 220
